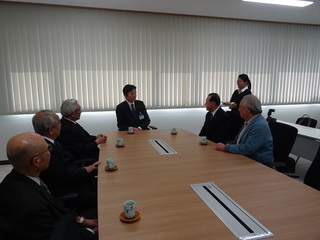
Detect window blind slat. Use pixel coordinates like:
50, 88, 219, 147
0, 3, 319, 114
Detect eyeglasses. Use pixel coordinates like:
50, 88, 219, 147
32, 145, 53, 159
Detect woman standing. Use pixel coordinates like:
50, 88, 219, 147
225, 74, 252, 111
225, 74, 252, 141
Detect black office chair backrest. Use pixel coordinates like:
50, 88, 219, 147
296, 114, 317, 128
304, 146, 320, 191
268, 121, 298, 164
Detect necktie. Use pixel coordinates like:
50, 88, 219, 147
39, 178, 51, 194
131, 103, 138, 121
210, 112, 215, 121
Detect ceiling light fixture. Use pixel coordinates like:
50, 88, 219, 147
242, 0, 314, 7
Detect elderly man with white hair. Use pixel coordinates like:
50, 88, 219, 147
57, 99, 107, 163
216, 94, 274, 164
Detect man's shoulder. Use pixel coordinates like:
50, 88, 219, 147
60, 118, 74, 127
216, 107, 228, 117
0, 170, 36, 194
135, 100, 146, 108
252, 114, 266, 123
60, 117, 68, 123
116, 101, 127, 109
60, 119, 78, 132
250, 115, 268, 129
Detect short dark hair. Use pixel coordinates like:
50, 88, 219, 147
123, 84, 136, 96
208, 93, 221, 105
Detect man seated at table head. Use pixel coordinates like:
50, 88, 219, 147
116, 84, 151, 131
57, 99, 107, 162
216, 94, 274, 164
33, 110, 100, 212
0, 132, 98, 240
199, 93, 229, 143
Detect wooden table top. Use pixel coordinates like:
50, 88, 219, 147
98, 129, 320, 240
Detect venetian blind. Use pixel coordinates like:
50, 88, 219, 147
0, 3, 319, 114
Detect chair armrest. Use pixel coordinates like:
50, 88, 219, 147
283, 172, 300, 178
56, 192, 79, 201
74, 158, 95, 167
265, 162, 286, 168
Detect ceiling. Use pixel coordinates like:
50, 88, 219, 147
4, 0, 320, 25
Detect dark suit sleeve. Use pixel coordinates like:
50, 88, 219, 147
57, 119, 99, 160
0, 172, 75, 240
116, 102, 131, 131
62, 129, 97, 158
0, 187, 59, 240
136, 101, 151, 130
209, 112, 230, 143
45, 150, 89, 184
199, 112, 210, 137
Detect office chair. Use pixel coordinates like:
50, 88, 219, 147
304, 146, 320, 191
267, 121, 299, 177
74, 158, 96, 167
294, 114, 317, 164
56, 192, 79, 209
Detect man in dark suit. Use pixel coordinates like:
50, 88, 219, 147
32, 110, 100, 212
199, 93, 229, 143
116, 84, 151, 131
0, 132, 98, 240
57, 99, 107, 162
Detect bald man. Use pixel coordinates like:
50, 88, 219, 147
0, 132, 98, 240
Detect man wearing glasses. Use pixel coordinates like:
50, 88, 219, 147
0, 132, 98, 240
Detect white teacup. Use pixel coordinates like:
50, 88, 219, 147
128, 127, 134, 133
106, 158, 115, 169
117, 138, 123, 146
124, 200, 136, 219
201, 136, 207, 144
171, 128, 177, 134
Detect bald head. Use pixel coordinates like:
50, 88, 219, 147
7, 132, 49, 170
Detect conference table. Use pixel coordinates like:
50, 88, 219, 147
98, 129, 320, 240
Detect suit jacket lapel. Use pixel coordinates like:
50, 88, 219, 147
12, 170, 70, 215
238, 115, 260, 143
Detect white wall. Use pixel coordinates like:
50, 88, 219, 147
0, 104, 319, 161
